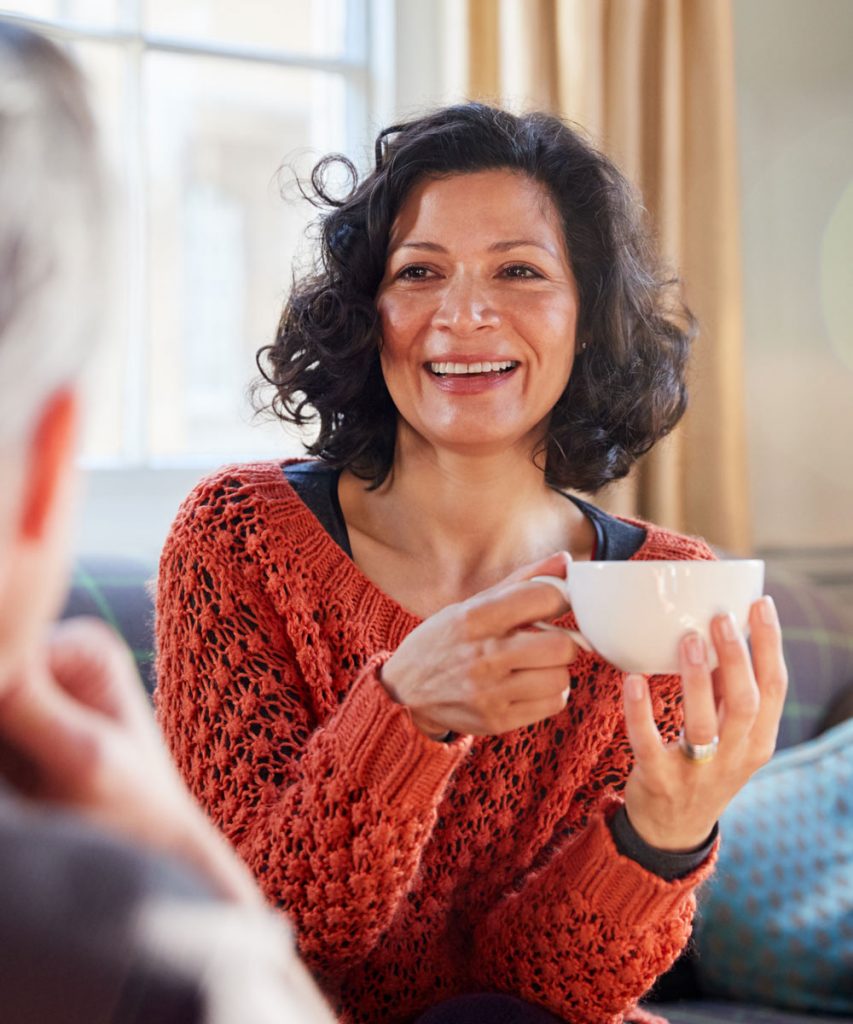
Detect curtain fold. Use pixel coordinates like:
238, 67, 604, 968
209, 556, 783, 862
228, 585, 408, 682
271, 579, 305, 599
454, 0, 751, 552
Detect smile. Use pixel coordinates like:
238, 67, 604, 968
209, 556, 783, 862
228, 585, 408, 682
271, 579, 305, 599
427, 360, 519, 376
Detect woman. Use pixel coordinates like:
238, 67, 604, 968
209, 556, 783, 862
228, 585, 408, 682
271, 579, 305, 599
155, 104, 786, 1024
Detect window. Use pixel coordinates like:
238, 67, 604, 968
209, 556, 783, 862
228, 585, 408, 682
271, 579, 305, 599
1, 1, 380, 465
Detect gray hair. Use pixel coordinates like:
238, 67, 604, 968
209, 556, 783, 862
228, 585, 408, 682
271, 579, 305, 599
0, 22, 105, 441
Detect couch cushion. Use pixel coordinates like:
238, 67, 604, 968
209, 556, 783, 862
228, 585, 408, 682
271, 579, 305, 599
60, 556, 156, 695
764, 564, 853, 749
660, 1000, 851, 1024
692, 718, 853, 1015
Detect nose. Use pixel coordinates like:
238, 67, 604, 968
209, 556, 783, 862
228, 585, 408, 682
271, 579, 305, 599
431, 274, 501, 334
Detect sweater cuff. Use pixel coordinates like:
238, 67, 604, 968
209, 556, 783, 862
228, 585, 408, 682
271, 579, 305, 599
609, 804, 718, 881
332, 653, 472, 807
561, 800, 718, 926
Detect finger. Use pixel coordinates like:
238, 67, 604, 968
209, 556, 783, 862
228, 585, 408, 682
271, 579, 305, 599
678, 632, 719, 745
622, 674, 666, 768
710, 613, 760, 749
499, 666, 574, 705
0, 664, 102, 791
498, 691, 571, 733
744, 596, 788, 763
462, 576, 572, 640
438, 665, 571, 732
495, 627, 579, 672
47, 618, 150, 731
451, 689, 570, 736
497, 550, 572, 589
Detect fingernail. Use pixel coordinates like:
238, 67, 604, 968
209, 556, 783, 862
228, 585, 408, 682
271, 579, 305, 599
561, 686, 571, 703
685, 632, 705, 666
720, 613, 738, 643
758, 595, 777, 626
625, 674, 646, 701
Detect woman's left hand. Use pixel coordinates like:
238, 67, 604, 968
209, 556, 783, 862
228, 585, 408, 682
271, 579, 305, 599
621, 595, 788, 852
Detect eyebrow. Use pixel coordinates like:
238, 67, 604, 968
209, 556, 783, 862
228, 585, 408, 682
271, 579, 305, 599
394, 239, 560, 257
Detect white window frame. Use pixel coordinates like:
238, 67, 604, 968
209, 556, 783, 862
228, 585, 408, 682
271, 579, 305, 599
1, 0, 443, 560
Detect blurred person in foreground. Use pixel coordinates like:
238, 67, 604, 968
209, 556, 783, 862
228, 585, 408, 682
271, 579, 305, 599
0, 20, 333, 1023
155, 101, 788, 1024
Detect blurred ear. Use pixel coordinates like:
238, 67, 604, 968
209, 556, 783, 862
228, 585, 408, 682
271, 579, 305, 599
19, 388, 79, 542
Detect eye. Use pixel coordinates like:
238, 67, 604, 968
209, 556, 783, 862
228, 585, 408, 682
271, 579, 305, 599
500, 263, 542, 279
395, 264, 435, 281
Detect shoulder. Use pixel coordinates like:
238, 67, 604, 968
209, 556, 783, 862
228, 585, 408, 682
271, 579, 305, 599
164, 460, 323, 552
170, 460, 294, 527
0, 789, 329, 1022
0, 788, 214, 997
159, 459, 341, 593
626, 519, 717, 562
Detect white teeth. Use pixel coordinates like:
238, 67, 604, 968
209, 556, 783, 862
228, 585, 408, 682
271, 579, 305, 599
428, 360, 517, 375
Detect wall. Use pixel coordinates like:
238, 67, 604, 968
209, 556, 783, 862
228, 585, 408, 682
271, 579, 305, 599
77, 0, 853, 567
733, 0, 853, 551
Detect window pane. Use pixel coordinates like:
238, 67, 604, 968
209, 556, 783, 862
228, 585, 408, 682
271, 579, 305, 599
143, 0, 350, 57
145, 51, 344, 460
1, 1, 120, 28
70, 38, 133, 461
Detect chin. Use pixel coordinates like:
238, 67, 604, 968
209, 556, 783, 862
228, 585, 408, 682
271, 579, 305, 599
423, 432, 541, 461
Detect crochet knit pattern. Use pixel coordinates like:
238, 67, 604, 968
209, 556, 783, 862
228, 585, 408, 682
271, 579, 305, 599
155, 461, 717, 1024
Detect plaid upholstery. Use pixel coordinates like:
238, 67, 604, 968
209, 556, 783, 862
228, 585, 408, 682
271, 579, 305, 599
765, 564, 853, 749
660, 1001, 851, 1024
60, 556, 156, 695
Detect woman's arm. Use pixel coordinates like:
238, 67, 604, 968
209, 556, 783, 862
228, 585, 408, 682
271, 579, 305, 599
468, 670, 710, 1023
154, 476, 470, 976
470, 586, 786, 1024
470, 796, 714, 1024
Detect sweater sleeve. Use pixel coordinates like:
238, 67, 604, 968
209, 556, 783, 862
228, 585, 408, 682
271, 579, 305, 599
469, 799, 716, 1024
154, 474, 471, 977
469, 644, 716, 1024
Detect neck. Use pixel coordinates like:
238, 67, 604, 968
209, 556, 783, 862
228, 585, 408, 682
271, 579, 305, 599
341, 428, 594, 600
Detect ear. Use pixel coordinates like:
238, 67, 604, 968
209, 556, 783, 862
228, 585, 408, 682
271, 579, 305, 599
19, 388, 79, 542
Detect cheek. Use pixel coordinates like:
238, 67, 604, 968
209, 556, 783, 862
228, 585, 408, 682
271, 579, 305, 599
377, 295, 429, 363
518, 298, 579, 371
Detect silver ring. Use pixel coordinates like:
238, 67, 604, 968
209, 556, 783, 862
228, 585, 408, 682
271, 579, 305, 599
678, 730, 719, 764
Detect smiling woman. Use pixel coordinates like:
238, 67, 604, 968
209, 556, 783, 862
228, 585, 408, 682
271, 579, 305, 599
155, 103, 788, 1024
256, 103, 693, 495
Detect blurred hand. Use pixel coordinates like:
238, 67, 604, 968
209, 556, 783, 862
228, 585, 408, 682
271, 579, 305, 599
0, 617, 259, 904
381, 552, 580, 739
621, 596, 788, 851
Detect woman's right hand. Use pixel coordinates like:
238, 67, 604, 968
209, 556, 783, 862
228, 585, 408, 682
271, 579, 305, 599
380, 552, 579, 739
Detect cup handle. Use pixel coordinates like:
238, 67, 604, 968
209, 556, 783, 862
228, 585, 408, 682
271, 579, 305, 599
530, 575, 594, 653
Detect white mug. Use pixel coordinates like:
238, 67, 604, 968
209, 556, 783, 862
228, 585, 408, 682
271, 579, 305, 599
532, 559, 765, 675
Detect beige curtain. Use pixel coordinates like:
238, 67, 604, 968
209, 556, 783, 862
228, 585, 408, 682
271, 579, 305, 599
452, 0, 751, 552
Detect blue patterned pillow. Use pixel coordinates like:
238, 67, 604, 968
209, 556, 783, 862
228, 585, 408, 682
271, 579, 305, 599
693, 718, 853, 1013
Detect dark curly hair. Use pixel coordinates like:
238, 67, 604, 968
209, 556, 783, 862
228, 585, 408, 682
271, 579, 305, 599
255, 102, 695, 492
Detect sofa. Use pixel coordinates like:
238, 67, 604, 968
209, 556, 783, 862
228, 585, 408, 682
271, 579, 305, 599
62, 555, 853, 1023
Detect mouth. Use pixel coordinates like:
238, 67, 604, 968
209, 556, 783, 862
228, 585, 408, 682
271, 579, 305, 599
426, 360, 519, 377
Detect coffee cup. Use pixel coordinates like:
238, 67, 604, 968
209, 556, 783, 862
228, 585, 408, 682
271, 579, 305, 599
532, 559, 765, 675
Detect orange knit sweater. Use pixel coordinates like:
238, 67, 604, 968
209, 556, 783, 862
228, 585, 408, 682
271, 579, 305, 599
155, 461, 718, 1024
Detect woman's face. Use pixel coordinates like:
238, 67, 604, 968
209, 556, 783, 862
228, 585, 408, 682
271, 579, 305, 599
376, 168, 579, 461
